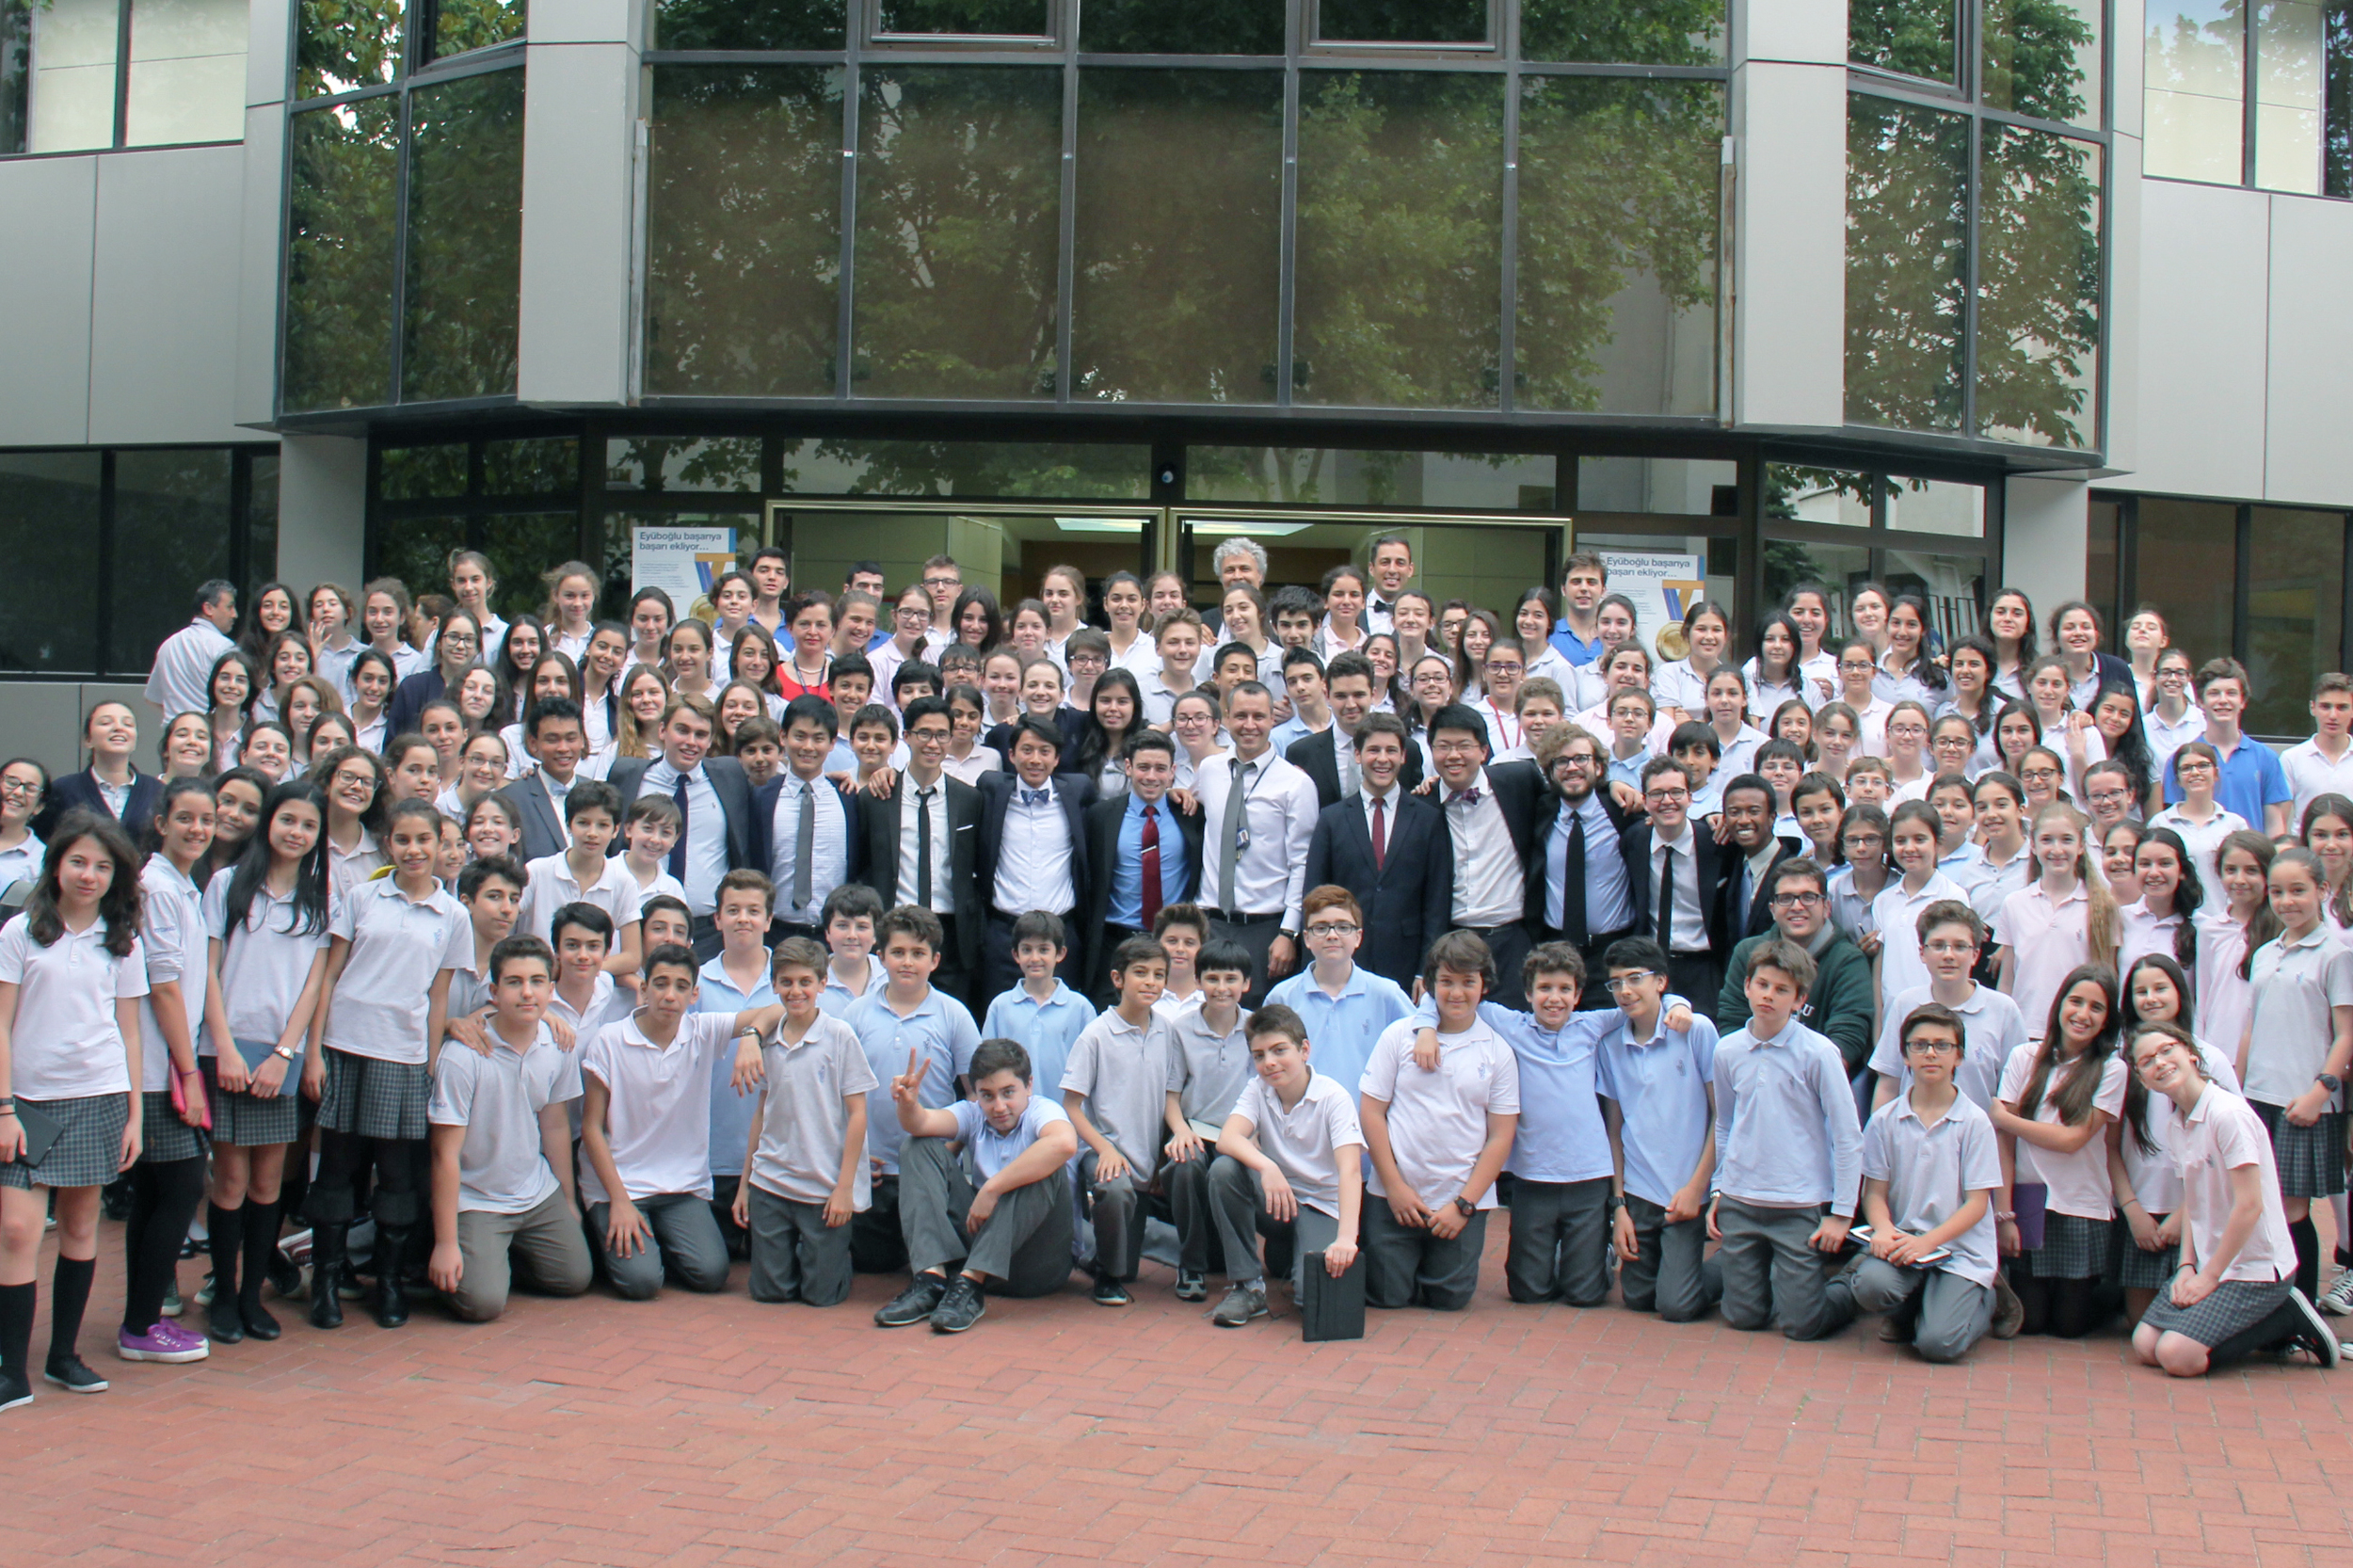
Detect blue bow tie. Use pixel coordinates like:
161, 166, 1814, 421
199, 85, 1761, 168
1020, 788, 1052, 808
1449, 788, 1482, 808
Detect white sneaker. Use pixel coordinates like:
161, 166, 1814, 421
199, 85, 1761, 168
2317, 1269, 2353, 1316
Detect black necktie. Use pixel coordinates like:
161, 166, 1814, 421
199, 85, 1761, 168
1656, 844, 1675, 948
916, 786, 936, 909
1564, 808, 1587, 941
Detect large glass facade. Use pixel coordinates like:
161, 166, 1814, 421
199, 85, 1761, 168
2146, 2, 2353, 194
2, 0, 248, 155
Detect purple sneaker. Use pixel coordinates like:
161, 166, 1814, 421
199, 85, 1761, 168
118, 1321, 209, 1364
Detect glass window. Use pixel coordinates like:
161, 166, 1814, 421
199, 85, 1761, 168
1293, 71, 1504, 409
1883, 477, 1984, 536
1575, 528, 1737, 639
1977, 125, 2101, 450
2331, 5, 2353, 197
599, 511, 760, 619
373, 515, 470, 614
1845, 94, 1968, 433
1520, 0, 1725, 65
110, 449, 233, 674
0, 453, 102, 673
433, 0, 524, 58
402, 67, 525, 402
645, 66, 844, 398
2136, 498, 2238, 675
1315, 0, 1488, 44
297, 0, 404, 99
652, 0, 845, 49
1849, 0, 1960, 84
247, 452, 280, 593
1881, 547, 1987, 643
606, 437, 763, 491
853, 66, 1062, 400
2257, 0, 2328, 192
875, 0, 1050, 37
1080, 0, 1284, 53
1578, 456, 1736, 516
1071, 69, 1283, 406
379, 443, 467, 500
1516, 76, 1721, 417
2247, 505, 2345, 735
125, 0, 247, 148
282, 99, 402, 413
2085, 495, 2121, 638
1182, 516, 1555, 614
482, 438, 577, 496
777, 438, 1150, 498
1187, 447, 1553, 509
1762, 537, 1873, 636
1767, 466, 1874, 528
15, 0, 119, 153
1982, 0, 2102, 129
478, 514, 584, 620
2145, 3, 2245, 182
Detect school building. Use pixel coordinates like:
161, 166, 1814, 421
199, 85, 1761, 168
1, 0, 2346, 761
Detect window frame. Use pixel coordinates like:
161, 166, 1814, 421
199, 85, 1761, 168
2137, 0, 2353, 198
1, 0, 251, 159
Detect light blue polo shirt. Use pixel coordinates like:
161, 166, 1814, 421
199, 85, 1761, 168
1412, 996, 1619, 1184
698, 951, 776, 1179
2163, 733, 2288, 827
1264, 963, 1414, 1092
1593, 1003, 1721, 1210
982, 979, 1097, 1105
842, 984, 981, 1175
816, 953, 887, 1019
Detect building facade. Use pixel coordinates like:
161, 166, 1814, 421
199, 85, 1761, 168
1, 0, 2346, 760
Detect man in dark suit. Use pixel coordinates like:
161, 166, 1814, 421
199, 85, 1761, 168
751, 696, 864, 942
1715, 773, 1803, 946
1521, 725, 1638, 1005
974, 716, 1096, 1003
495, 697, 591, 865
1079, 731, 1201, 1005
604, 695, 759, 957
1424, 702, 1548, 1007
1287, 650, 1423, 808
854, 696, 983, 1004
1620, 755, 1734, 1006
1302, 713, 1449, 989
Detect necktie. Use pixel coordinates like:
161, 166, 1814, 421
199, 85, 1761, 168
1736, 863, 1753, 936
1218, 757, 1251, 915
1139, 805, 1162, 929
668, 771, 691, 878
1656, 844, 1675, 947
916, 786, 936, 909
1563, 807, 1587, 940
1370, 794, 1387, 872
792, 778, 815, 910
1338, 737, 1357, 796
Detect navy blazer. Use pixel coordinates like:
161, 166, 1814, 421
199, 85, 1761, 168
34, 768, 162, 845
383, 668, 447, 741
1620, 817, 1736, 954
748, 771, 866, 910
1286, 727, 1425, 810
855, 775, 984, 975
1079, 790, 1206, 998
1522, 785, 1635, 941
603, 755, 760, 878
495, 771, 570, 867
1303, 791, 1452, 989
974, 771, 1097, 917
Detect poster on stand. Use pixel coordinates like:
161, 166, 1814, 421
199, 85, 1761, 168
632, 525, 738, 621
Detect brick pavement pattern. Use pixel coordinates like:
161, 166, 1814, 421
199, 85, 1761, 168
10, 1226, 2349, 1567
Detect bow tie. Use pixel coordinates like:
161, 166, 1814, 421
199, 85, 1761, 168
1449, 788, 1482, 808
1019, 788, 1052, 808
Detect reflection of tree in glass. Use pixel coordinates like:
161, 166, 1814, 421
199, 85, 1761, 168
878, 0, 1048, 33
2140, 2, 2244, 102
1845, 95, 1968, 432
2327, 3, 2351, 196
483, 439, 579, 496
1980, 0, 2094, 122
296, 0, 404, 97
1079, 0, 1285, 54
1520, 0, 1725, 65
652, 0, 843, 49
854, 67, 1062, 400
812, 440, 1146, 499
434, 0, 524, 58
1977, 125, 2100, 448
403, 68, 525, 402
1318, 0, 1487, 42
1848, 0, 1960, 81
1515, 77, 1720, 413
283, 100, 400, 412
645, 67, 842, 397
1294, 72, 1503, 409
607, 438, 764, 492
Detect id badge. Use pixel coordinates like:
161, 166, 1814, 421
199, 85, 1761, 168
1235, 827, 1251, 850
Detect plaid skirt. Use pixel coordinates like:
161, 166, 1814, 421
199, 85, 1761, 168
138, 1090, 204, 1165
316, 1048, 429, 1142
200, 1056, 301, 1147
2249, 1102, 2347, 1198
1, 1095, 129, 1190
2138, 1276, 2291, 1348
2110, 1211, 2180, 1290
2028, 1210, 2112, 1279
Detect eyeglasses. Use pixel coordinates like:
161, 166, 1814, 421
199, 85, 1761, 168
1305, 921, 1359, 938
923, 576, 959, 590
1768, 892, 1824, 908
2019, 767, 2061, 783
893, 605, 930, 621
0, 777, 41, 799
441, 633, 478, 648
1643, 788, 1689, 803
1923, 939, 1977, 956
1604, 972, 1658, 993
1888, 724, 1928, 739
1904, 1039, 1961, 1056
2088, 789, 2132, 806
1838, 659, 1876, 672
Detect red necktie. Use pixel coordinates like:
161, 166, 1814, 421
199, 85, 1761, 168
1139, 805, 1162, 928
1371, 795, 1387, 871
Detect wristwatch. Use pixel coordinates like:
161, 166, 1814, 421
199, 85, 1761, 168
272, 1045, 296, 1063
2318, 1072, 2344, 1094
1278, 928, 1300, 944
1451, 1195, 1477, 1218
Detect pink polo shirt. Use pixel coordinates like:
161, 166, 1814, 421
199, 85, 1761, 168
1999, 880, 2091, 1040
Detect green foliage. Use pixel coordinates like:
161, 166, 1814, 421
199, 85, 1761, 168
1848, 0, 1959, 81
1319, 0, 1486, 42
482, 438, 579, 496
283, 100, 400, 412
1520, 0, 1724, 64
1079, 0, 1286, 54
1844, 95, 1969, 432
434, 0, 524, 58
653, 0, 843, 49
296, 0, 404, 98
379, 444, 467, 499
1976, 125, 2100, 447
877, 0, 1048, 34
607, 438, 764, 492
402, 68, 525, 401
1980, 0, 2097, 122
645, 67, 843, 397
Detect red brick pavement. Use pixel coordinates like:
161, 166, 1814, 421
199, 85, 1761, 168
10, 1226, 2348, 1567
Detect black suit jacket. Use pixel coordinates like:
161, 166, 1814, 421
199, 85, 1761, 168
855, 775, 984, 975
1522, 786, 1635, 942
1285, 728, 1425, 810
1721, 837, 1805, 944
1620, 817, 1737, 954
1079, 791, 1206, 997
384, 668, 447, 740
603, 755, 760, 879
34, 768, 162, 845
748, 771, 866, 909
1425, 760, 1545, 933
1303, 792, 1452, 988
496, 772, 571, 866
975, 771, 1097, 919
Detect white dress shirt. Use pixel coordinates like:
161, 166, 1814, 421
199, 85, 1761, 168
994, 780, 1078, 914
145, 618, 236, 719
897, 771, 957, 915
1443, 768, 1524, 928
767, 771, 849, 926
1647, 822, 1707, 951
1193, 748, 1321, 924
641, 758, 728, 915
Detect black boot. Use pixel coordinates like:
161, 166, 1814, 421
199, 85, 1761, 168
237, 1199, 281, 1340
308, 1222, 347, 1330
371, 1225, 412, 1328
205, 1203, 245, 1345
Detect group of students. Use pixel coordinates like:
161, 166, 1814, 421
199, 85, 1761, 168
0, 540, 2345, 1414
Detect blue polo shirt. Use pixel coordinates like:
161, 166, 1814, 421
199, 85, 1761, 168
697, 952, 776, 1179
1264, 963, 1414, 1091
982, 979, 1097, 1102
1412, 996, 1620, 1184
1593, 1003, 1720, 1209
1551, 618, 1605, 666
842, 984, 981, 1175
2162, 732, 2288, 827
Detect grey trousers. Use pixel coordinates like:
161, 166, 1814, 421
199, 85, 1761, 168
1830, 1256, 1993, 1363
1080, 1149, 1145, 1282
1505, 1176, 1613, 1305
898, 1135, 1074, 1297
1717, 1198, 1852, 1340
1162, 1149, 1219, 1273
1363, 1200, 1487, 1311
448, 1189, 594, 1322
1619, 1192, 1723, 1322
1207, 1154, 1340, 1293
588, 1191, 731, 1301
744, 1184, 856, 1307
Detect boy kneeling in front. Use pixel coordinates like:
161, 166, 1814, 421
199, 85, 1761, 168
875, 1038, 1079, 1334
1206, 1004, 1365, 1326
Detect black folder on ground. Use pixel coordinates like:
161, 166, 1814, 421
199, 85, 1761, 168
1300, 1249, 1365, 1342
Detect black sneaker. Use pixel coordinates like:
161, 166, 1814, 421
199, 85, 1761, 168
1091, 1272, 1131, 1306
874, 1274, 949, 1328
1175, 1270, 1208, 1302
42, 1355, 109, 1394
1211, 1283, 1269, 1327
929, 1276, 986, 1334
2286, 1289, 2343, 1369
0, 1369, 31, 1413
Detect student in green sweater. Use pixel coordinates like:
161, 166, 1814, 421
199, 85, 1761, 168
1717, 857, 1876, 1096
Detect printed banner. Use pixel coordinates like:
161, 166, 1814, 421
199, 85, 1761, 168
632, 525, 738, 619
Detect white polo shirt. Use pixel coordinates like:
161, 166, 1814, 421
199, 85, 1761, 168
2243, 923, 2353, 1110
1997, 1041, 2128, 1220
0, 912, 146, 1099
517, 851, 646, 948
579, 1012, 748, 1203
324, 877, 471, 1064
1061, 1007, 1175, 1170
205, 878, 333, 1049
1359, 1016, 1520, 1208
2281, 735, 2353, 824
2172, 1080, 2299, 1283
747, 1014, 879, 1208
1866, 982, 2027, 1112
1228, 1067, 1365, 1219
427, 1026, 582, 1214
137, 858, 206, 1093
